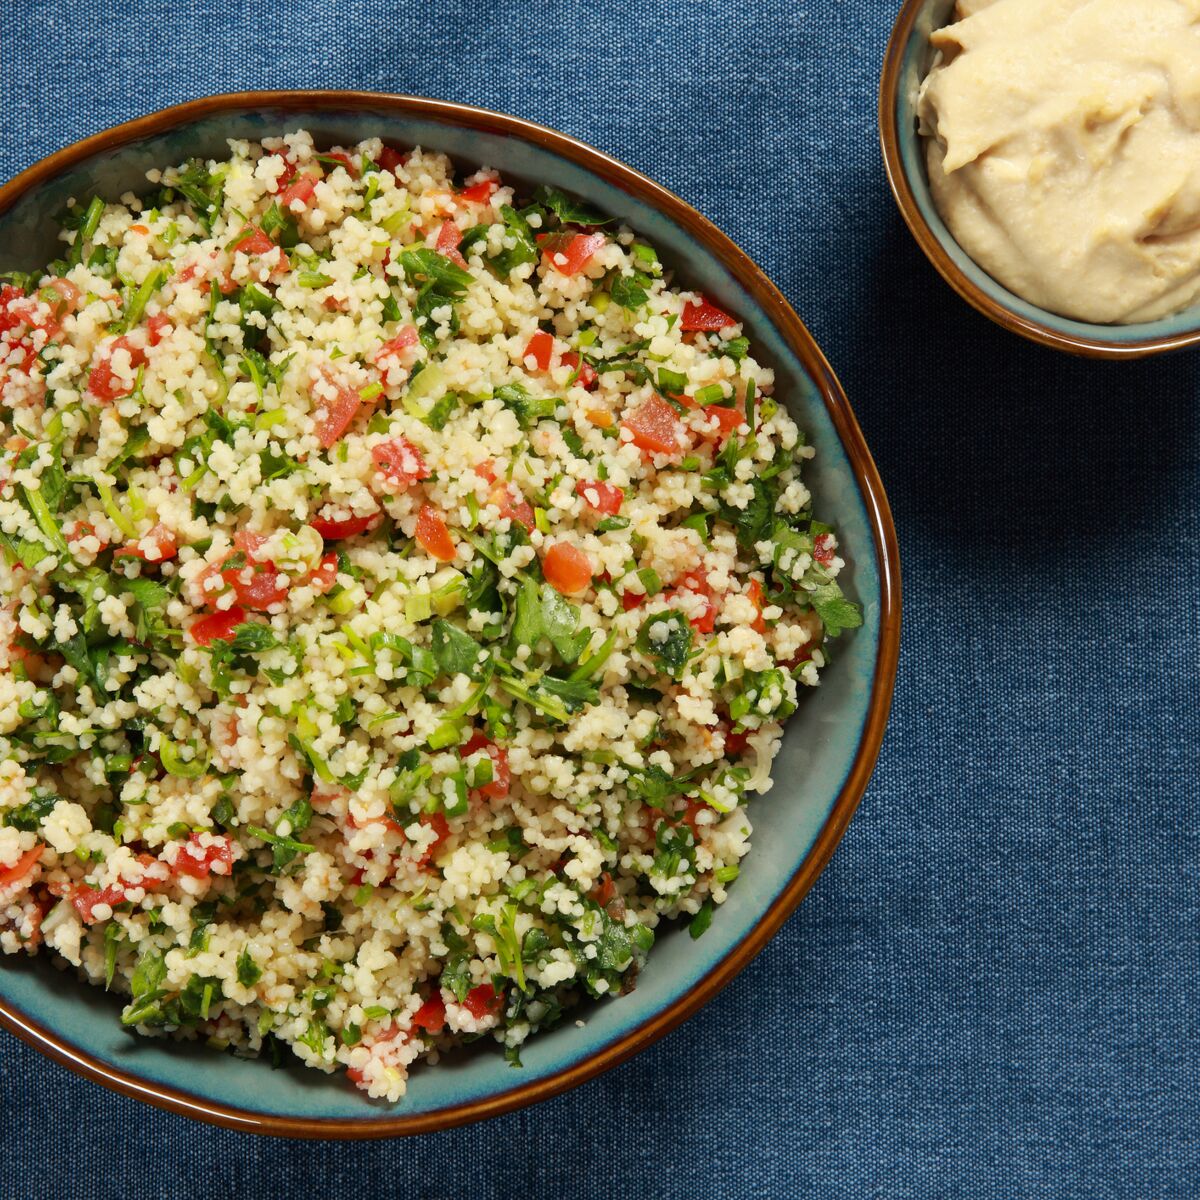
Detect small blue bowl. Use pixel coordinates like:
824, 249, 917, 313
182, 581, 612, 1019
0, 92, 900, 1137
880, 0, 1200, 358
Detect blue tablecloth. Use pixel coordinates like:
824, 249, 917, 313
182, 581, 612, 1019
3, 2, 1198, 1196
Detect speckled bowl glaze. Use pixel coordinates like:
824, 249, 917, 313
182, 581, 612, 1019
880, 0, 1200, 358
0, 92, 900, 1137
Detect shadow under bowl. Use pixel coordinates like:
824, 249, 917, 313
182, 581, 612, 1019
880, 0, 1200, 359
0, 91, 900, 1137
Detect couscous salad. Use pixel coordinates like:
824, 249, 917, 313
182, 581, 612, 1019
0, 132, 861, 1099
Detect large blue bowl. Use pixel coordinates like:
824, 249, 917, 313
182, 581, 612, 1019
880, 0, 1200, 358
0, 92, 900, 1137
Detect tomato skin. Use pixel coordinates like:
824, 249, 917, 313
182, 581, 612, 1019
229, 224, 280, 258
371, 436, 430, 489
681, 298, 737, 331
113, 523, 178, 562
621, 590, 647, 612
489, 483, 534, 532
722, 722, 750, 757
523, 330, 555, 372
474, 459, 497, 484
378, 146, 407, 175
0, 845, 42, 890
172, 833, 234, 879
542, 542, 592, 596
560, 350, 598, 390
188, 605, 247, 646
575, 479, 623, 516
813, 533, 836, 566
411, 991, 447, 1035
279, 172, 320, 208
311, 365, 364, 448
537, 231, 606, 275
464, 983, 503, 1020
458, 178, 498, 204
310, 513, 379, 540
415, 504, 456, 562
621, 394, 684, 456
460, 733, 510, 801
434, 220, 468, 269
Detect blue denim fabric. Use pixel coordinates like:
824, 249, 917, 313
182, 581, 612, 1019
2, 1, 1198, 1196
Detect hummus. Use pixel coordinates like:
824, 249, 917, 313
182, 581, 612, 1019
917, 0, 1200, 324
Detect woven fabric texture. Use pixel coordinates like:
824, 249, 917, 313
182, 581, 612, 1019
2, 1, 1198, 1197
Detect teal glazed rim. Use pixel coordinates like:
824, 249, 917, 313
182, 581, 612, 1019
880, 0, 1200, 359
0, 91, 901, 1137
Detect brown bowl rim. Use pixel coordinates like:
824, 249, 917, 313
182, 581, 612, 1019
0, 89, 902, 1138
879, 0, 1200, 360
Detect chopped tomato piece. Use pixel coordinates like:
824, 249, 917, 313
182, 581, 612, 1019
464, 983, 503, 1020
113, 523, 178, 562
145, 313, 172, 345
279, 172, 320, 208
172, 833, 235, 879
68, 854, 165, 923
309, 553, 340, 594
419, 811, 452, 865
621, 394, 684, 456
0, 845, 42, 890
523, 330, 555, 372
542, 542, 592, 596
310, 365, 364, 448
681, 298, 737, 331
371, 326, 419, 371
591, 872, 616, 909
411, 991, 447, 1035
747, 578, 767, 634
575, 479, 623, 516
378, 146, 407, 174
229, 225, 276, 256
813, 533, 836, 566
371, 436, 430, 489
87, 335, 149, 403
560, 350, 598, 390
310, 513, 379, 540
723, 724, 750, 757
415, 504, 456, 562
323, 151, 358, 178
489, 483, 535, 532
681, 798, 709, 838
434, 220, 467, 269
537, 231, 606, 276
473, 459, 497, 484
458, 178, 498, 204
460, 733, 510, 801
195, 531, 288, 612
671, 568, 718, 634
699, 405, 744, 442
621, 590, 647, 612
36, 278, 81, 326
188, 605, 247, 646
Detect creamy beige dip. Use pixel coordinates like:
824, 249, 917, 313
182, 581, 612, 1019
917, 0, 1200, 324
